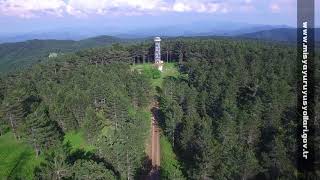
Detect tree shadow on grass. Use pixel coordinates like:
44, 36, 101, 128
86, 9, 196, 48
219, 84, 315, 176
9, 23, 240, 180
7, 149, 34, 180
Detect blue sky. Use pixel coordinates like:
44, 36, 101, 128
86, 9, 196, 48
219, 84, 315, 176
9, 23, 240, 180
0, 0, 319, 34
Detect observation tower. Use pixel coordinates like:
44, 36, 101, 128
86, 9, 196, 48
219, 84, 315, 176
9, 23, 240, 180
154, 37, 163, 71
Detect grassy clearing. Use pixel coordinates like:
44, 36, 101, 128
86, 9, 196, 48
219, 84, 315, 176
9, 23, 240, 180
0, 132, 43, 180
63, 131, 95, 152
160, 135, 185, 179
131, 63, 179, 89
0, 131, 95, 179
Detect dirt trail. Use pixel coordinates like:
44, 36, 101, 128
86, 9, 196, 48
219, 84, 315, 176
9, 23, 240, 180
147, 101, 160, 180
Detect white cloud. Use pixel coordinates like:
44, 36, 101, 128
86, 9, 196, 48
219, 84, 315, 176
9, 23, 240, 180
173, 2, 191, 12
171, 0, 228, 13
65, 4, 86, 17
0, 0, 295, 18
270, 3, 280, 13
0, 0, 66, 18
269, 0, 297, 13
66, 0, 165, 15
207, 3, 220, 13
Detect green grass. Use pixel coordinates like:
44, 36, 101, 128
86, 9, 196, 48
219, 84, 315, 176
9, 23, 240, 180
157, 63, 180, 87
160, 135, 185, 179
131, 62, 179, 89
0, 131, 95, 179
0, 132, 43, 180
63, 131, 95, 152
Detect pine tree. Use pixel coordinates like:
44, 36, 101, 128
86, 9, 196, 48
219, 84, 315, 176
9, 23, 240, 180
2, 97, 26, 140
71, 159, 116, 180
25, 103, 63, 155
163, 100, 183, 146
34, 144, 71, 179
83, 107, 103, 143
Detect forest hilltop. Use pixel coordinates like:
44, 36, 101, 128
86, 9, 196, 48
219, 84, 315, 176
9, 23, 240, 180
0, 37, 319, 179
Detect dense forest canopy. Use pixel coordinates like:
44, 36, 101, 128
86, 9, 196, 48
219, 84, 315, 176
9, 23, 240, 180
0, 37, 319, 179
157, 38, 319, 179
0, 44, 153, 179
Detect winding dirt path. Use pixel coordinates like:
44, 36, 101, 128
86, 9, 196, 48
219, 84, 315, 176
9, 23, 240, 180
147, 101, 160, 180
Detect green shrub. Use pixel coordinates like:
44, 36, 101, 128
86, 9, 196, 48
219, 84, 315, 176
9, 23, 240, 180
152, 68, 161, 79
142, 66, 161, 79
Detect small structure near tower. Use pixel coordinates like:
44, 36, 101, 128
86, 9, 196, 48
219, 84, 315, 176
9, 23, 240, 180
154, 37, 164, 71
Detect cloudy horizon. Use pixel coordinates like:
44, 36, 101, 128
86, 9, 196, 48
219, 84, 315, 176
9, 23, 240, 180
0, 0, 319, 35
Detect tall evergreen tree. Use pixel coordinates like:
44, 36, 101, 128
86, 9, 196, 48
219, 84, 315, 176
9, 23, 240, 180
25, 103, 63, 155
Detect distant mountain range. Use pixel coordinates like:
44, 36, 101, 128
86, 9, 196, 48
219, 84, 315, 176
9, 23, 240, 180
0, 22, 291, 43
238, 28, 320, 42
